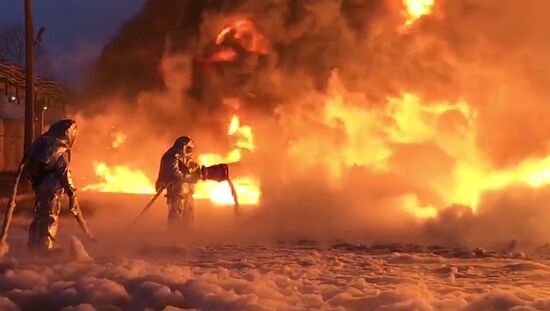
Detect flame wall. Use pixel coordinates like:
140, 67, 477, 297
70, 0, 550, 249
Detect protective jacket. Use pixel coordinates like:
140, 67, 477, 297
26, 119, 78, 251
155, 136, 200, 225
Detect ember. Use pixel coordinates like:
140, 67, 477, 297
111, 132, 126, 149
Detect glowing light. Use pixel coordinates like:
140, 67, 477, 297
216, 26, 233, 45
210, 19, 271, 63
82, 162, 155, 194
208, 47, 238, 63
399, 194, 438, 219
111, 132, 126, 149
403, 0, 435, 26
194, 115, 260, 205
195, 178, 260, 205
228, 115, 254, 150
214, 19, 270, 55
83, 115, 261, 207
283, 72, 550, 218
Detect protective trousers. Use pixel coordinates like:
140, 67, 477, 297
166, 181, 194, 226
28, 176, 63, 252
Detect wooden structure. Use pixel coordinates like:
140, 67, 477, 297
0, 62, 71, 171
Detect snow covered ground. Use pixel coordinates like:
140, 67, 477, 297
0, 239, 549, 310
0, 194, 549, 310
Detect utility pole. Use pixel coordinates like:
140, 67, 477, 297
24, 0, 35, 153
34, 26, 45, 137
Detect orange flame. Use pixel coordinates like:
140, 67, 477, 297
209, 19, 270, 63
284, 72, 550, 218
83, 115, 261, 207
195, 115, 260, 205
216, 26, 233, 45
228, 115, 254, 150
403, 0, 435, 26
195, 178, 260, 206
213, 19, 270, 55
82, 163, 155, 194
208, 47, 238, 63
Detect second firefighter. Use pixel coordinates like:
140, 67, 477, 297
155, 136, 201, 225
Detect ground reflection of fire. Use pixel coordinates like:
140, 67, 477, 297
82, 115, 261, 207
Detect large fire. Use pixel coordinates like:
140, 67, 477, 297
283, 72, 550, 218
77, 1, 550, 224
79, 63, 550, 219
82, 115, 261, 207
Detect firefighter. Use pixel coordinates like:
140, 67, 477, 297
155, 136, 201, 225
26, 119, 92, 253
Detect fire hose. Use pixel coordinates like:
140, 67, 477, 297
0, 160, 26, 258
127, 186, 167, 229
69, 196, 96, 242
129, 163, 238, 229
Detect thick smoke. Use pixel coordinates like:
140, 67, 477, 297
86, 0, 550, 167
69, 0, 550, 249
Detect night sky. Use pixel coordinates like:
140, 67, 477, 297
0, 0, 145, 85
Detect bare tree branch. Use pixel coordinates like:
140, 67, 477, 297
0, 24, 25, 67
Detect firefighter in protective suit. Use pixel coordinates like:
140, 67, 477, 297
155, 136, 201, 225
26, 119, 92, 252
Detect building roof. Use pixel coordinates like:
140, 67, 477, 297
0, 62, 71, 104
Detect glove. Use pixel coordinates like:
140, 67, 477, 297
186, 169, 202, 184
187, 160, 200, 171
